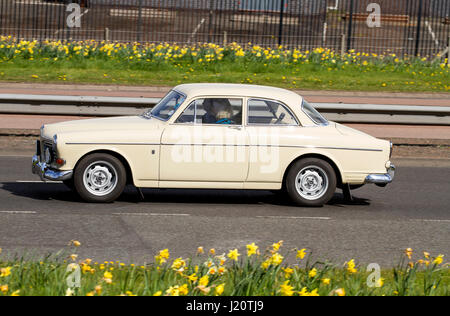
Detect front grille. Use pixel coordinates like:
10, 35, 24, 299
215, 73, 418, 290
41, 138, 55, 164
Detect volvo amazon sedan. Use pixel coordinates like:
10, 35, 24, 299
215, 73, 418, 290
32, 84, 395, 206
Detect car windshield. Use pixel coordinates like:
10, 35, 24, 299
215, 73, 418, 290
142, 90, 186, 121
302, 100, 329, 125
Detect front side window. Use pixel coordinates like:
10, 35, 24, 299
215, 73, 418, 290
302, 100, 328, 125
176, 98, 243, 125
248, 99, 298, 125
143, 90, 186, 121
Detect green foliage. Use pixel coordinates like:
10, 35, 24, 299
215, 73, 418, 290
0, 242, 448, 296
0, 37, 448, 92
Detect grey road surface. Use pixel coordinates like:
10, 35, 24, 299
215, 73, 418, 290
0, 156, 449, 267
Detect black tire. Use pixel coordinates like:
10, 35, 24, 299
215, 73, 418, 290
285, 158, 337, 207
73, 153, 126, 203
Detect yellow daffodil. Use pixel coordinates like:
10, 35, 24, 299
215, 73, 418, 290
155, 249, 170, 265
335, 288, 346, 296
280, 280, 294, 296
272, 241, 283, 252
171, 258, 186, 271
282, 267, 294, 279
308, 268, 317, 278
199, 275, 209, 287
405, 248, 413, 259
227, 249, 240, 262
246, 243, 259, 257
215, 283, 225, 296
0, 267, 11, 278
296, 248, 307, 260
433, 255, 444, 265
347, 259, 357, 274
322, 278, 331, 285
1, 284, 8, 294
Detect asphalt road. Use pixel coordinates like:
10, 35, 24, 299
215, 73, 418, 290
0, 156, 449, 267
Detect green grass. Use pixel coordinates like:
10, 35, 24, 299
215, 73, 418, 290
0, 242, 448, 296
0, 58, 448, 93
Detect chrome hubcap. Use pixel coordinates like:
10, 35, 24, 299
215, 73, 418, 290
295, 166, 328, 200
83, 161, 117, 196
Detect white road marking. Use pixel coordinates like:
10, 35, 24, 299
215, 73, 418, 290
411, 219, 450, 223
113, 213, 191, 217
0, 211, 37, 214
16, 180, 62, 183
256, 216, 331, 220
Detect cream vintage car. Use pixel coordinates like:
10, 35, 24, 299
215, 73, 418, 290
32, 83, 395, 206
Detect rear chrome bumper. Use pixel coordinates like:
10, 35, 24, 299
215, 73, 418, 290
32, 155, 73, 181
365, 164, 395, 187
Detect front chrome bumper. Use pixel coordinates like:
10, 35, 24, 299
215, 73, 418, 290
32, 155, 73, 181
365, 164, 396, 187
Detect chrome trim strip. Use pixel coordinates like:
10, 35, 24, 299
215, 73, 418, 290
65, 142, 381, 152
66, 143, 160, 145
161, 143, 382, 152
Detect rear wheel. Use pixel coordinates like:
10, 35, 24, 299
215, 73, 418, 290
73, 153, 126, 203
286, 158, 337, 207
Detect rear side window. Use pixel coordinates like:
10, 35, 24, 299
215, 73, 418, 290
248, 99, 298, 125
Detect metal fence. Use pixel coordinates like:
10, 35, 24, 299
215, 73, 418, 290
0, 0, 449, 57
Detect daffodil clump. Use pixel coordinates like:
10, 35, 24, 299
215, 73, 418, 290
0, 35, 448, 92
0, 242, 448, 296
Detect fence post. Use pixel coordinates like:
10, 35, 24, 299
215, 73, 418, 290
415, 0, 423, 56
346, 0, 354, 52
137, 0, 143, 42
208, 0, 214, 43
447, 36, 450, 65
105, 28, 110, 42
341, 33, 347, 56
278, 0, 285, 46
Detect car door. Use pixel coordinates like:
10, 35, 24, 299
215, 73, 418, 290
246, 98, 301, 183
160, 97, 249, 184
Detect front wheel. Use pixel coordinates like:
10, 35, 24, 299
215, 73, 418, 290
73, 153, 126, 203
286, 158, 337, 207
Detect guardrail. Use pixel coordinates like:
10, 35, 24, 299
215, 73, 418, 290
0, 94, 449, 125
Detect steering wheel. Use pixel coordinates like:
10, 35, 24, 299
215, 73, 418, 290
273, 113, 286, 125
216, 118, 234, 125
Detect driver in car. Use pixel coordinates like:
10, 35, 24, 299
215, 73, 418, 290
202, 99, 234, 124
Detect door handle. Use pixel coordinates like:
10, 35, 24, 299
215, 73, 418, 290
228, 126, 243, 131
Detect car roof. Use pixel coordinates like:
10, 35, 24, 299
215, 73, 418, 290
173, 83, 303, 106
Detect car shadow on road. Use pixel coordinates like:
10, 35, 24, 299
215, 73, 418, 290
1, 182, 83, 203
1, 182, 371, 207
328, 192, 371, 206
